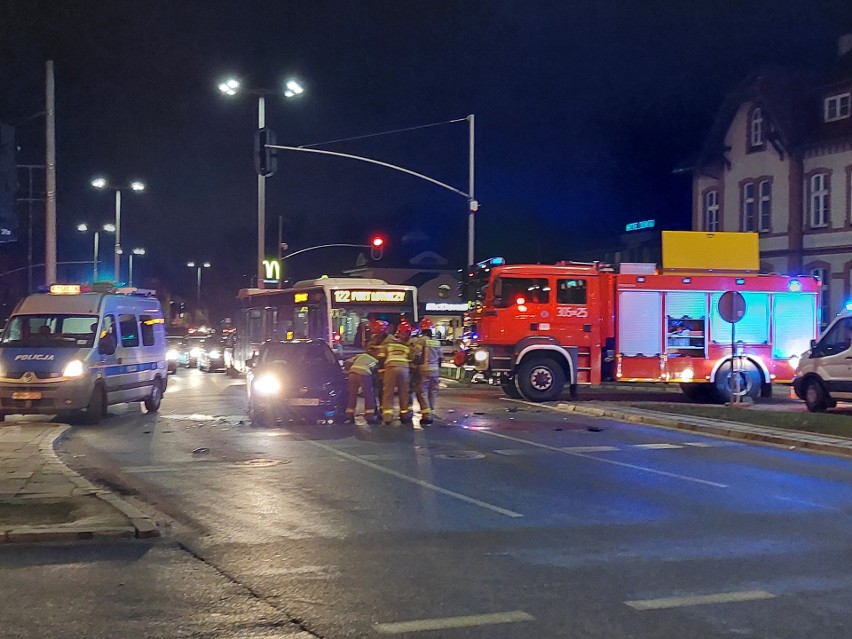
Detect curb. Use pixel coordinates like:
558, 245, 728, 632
542, 401, 852, 459
0, 425, 161, 544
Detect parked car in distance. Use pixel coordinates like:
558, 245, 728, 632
166, 335, 184, 374
178, 335, 207, 368
246, 339, 347, 426
198, 337, 228, 372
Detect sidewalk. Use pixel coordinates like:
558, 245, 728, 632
0, 421, 159, 544
546, 400, 852, 458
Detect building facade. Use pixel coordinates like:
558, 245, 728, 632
690, 35, 852, 326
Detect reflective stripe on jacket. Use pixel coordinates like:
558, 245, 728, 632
419, 338, 442, 373
384, 339, 411, 367
349, 352, 378, 376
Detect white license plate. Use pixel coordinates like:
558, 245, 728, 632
288, 398, 320, 406
12, 391, 42, 400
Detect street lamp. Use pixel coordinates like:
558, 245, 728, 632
187, 261, 211, 303
91, 177, 146, 283
128, 248, 146, 287
217, 75, 305, 289
76, 222, 115, 282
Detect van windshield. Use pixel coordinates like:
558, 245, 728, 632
0, 315, 99, 348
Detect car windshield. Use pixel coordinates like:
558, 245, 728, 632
0, 314, 99, 348
261, 342, 337, 367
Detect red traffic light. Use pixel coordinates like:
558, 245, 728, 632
370, 236, 385, 260
371, 236, 384, 247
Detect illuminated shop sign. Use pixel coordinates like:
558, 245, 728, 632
625, 219, 655, 232
262, 259, 280, 283
333, 290, 407, 303
424, 302, 469, 312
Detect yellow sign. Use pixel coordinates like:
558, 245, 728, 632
662, 231, 759, 273
333, 290, 407, 303
294, 292, 308, 303
262, 259, 280, 282
49, 284, 82, 295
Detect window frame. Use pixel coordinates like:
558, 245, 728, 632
118, 313, 140, 348
824, 93, 852, 122
703, 189, 720, 232
741, 181, 756, 232
556, 278, 588, 305
748, 106, 764, 150
808, 171, 831, 229
758, 178, 772, 233
139, 314, 156, 347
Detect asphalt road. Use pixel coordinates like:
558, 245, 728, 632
34, 370, 852, 638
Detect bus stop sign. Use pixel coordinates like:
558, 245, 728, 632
718, 290, 746, 324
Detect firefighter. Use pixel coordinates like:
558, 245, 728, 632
343, 350, 379, 424
381, 319, 413, 425
412, 319, 443, 425
366, 319, 389, 412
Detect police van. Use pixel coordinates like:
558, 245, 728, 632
0, 284, 168, 424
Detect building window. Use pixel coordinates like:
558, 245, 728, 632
703, 189, 720, 231
811, 267, 831, 328
758, 179, 771, 232
809, 172, 830, 228
741, 182, 756, 232
825, 93, 851, 122
749, 107, 764, 148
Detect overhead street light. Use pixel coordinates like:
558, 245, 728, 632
187, 261, 211, 302
129, 248, 146, 287
217, 74, 306, 289
76, 222, 114, 282
91, 177, 147, 283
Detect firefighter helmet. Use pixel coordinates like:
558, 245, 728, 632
419, 318, 433, 331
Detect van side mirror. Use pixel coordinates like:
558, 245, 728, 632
99, 333, 117, 356
810, 339, 817, 349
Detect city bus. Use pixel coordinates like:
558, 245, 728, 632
227, 277, 418, 373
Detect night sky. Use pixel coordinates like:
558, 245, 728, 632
2, 1, 852, 317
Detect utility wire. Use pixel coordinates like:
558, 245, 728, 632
300, 117, 467, 149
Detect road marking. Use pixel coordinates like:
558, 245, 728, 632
562, 445, 619, 453
625, 590, 775, 610
633, 443, 683, 449
305, 440, 524, 518
493, 448, 529, 455
375, 610, 534, 634
475, 430, 728, 488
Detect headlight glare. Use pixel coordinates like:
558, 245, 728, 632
166, 349, 179, 360
190, 347, 202, 358
63, 359, 85, 378
208, 350, 221, 358
254, 374, 282, 396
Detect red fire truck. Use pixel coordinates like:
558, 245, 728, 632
463, 233, 820, 402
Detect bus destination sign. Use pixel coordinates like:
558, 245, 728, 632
333, 290, 407, 303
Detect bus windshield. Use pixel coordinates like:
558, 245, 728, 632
1, 315, 99, 348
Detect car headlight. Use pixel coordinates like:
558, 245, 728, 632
166, 349, 179, 360
190, 347, 202, 358
474, 349, 489, 363
208, 350, 221, 359
254, 374, 282, 396
62, 359, 85, 378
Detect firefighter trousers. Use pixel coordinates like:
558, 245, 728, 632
416, 373, 440, 422
345, 373, 377, 423
382, 366, 411, 424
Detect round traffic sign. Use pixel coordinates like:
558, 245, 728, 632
718, 290, 746, 324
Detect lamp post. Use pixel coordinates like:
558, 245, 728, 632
187, 261, 211, 303
217, 76, 305, 289
91, 177, 146, 283
76, 223, 115, 282
128, 248, 146, 287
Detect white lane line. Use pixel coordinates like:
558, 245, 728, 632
625, 590, 776, 610
375, 610, 534, 634
493, 448, 529, 456
633, 443, 683, 450
475, 430, 728, 488
562, 445, 619, 453
305, 440, 523, 518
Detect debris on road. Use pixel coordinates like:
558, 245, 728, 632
192, 447, 210, 455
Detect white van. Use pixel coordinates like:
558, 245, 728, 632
792, 309, 852, 412
0, 284, 168, 424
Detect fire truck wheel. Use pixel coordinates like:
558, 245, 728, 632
803, 378, 829, 413
517, 357, 565, 402
501, 377, 523, 399
713, 360, 761, 402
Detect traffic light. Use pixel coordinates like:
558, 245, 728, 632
370, 236, 384, 260
254, 127, 277, 177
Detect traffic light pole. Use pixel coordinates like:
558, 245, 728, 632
257, 95, 266, 289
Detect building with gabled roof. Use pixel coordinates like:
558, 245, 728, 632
688, 34, 852, 326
